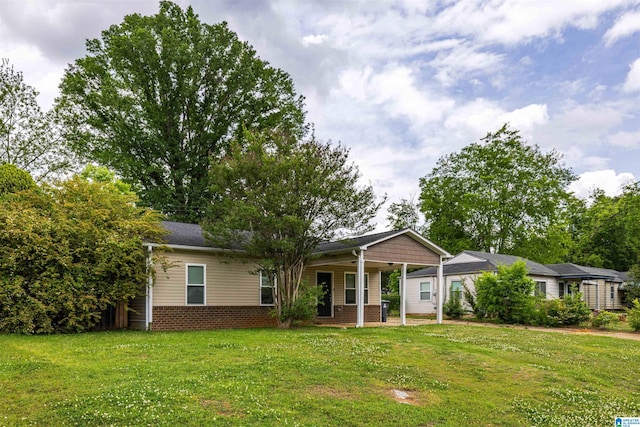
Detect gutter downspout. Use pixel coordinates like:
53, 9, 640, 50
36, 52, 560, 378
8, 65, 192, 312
146, 245, 153, 331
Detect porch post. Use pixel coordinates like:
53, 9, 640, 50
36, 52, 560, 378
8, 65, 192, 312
356, 250, 365, 327
437, 256, 444, 324
400, 263, 407, 326
146, 245, 153, 331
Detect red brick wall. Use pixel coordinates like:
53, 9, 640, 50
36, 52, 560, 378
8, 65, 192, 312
315, 305, 381, 324
152, 305, 382, 330
152, 306, 277, 331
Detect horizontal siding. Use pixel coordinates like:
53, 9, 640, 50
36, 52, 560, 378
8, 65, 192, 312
155, 250, 382, 309
154, 251, 259, 306
365, 234, 440, 265
303, 265, 381, 307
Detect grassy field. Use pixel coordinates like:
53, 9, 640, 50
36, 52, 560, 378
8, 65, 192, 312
1, 324, 639, 426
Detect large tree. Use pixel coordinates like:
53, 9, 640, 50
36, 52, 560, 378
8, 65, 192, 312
419, 124, 576, 262
0, 59, 71, 181
205, 130, 383, 328
56, 1, 306, 223
570, 184, 640, 272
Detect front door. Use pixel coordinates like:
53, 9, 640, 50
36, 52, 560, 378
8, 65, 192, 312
317, 272, 333, 317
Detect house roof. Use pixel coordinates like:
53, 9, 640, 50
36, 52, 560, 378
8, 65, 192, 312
545, 263, 629, 283
406, 261, 494, 278
406, 250, 557, 278
155, 221, 451, 258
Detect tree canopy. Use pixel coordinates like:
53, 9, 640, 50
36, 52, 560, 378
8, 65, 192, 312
0, 59, 71, 181
570, 183, 640, 272
205, 130, 382, 328
56, 1, 306, 223
419, 124, 576, 262
0, 169, 164, 333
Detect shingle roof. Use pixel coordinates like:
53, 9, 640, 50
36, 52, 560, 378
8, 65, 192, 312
460, 251, 559, 276
157, 222, 448, 256
162, 221, 209, 247
546, 263, 629, 282
407, 251, 558, 278
407, 261, 495, 278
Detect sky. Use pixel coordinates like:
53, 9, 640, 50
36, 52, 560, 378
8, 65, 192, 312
1, 0, 640, 229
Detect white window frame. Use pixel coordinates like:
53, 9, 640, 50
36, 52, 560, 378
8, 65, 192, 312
450, 280, 462, 300
260, 271, 275, 306
186, 263, 206, 305
535, 281, 547, 297
419, 281, 431, 301
345, 272, 369, 305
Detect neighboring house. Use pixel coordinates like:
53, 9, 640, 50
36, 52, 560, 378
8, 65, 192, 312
406, 251, 560, 315
545, 263, 629, 310
129, 221, 450, 331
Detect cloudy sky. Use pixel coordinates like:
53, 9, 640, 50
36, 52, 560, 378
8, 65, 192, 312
1, 0, 640, 228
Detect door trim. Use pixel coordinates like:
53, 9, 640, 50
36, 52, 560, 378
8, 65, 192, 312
316, 271, 333, 317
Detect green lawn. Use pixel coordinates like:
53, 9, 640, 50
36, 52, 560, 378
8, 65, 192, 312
1, 325, 639, 426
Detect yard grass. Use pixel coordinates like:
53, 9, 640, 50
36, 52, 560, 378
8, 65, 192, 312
1, 325, 639, 426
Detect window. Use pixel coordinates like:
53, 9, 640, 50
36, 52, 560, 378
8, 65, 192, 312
260, 271, 275, 306
420, 282, 431, 301
558, 282, 565, 298
186, 264, 205, 305
535, 281, 547, 297
610, 285, 614, 300
345, 272, 368, 305
450, 280, 462, 300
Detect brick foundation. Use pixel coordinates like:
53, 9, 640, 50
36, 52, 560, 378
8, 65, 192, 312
152, 305, 382, 331
152, 306, 277, 331
315, 305, 382, 324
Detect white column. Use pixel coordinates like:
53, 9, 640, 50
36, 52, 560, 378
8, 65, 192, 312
400, 263, 407, 326
356, 250, 365, 327
437, 257, 444, 324
146, 245, 154, 331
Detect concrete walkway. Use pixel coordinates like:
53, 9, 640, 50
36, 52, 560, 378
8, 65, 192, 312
321, 317, 640, 341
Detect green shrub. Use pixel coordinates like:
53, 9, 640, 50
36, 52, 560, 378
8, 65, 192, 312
623, 283, 640, 308
382, 294, 400, 312
475, 260, 536, 324
591, 310, 619, 329
463, 281, 485, 319
444, 291, 464, 319
626, 299, 640, 332
535, 292, 592, 327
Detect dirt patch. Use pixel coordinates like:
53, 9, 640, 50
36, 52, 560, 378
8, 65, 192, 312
390, 389, 421, 405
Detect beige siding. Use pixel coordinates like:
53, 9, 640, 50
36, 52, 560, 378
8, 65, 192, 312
154, 250, 382, 308
303, 265, 381, 307
154, 251, 259, 306
365, 234, 440, 265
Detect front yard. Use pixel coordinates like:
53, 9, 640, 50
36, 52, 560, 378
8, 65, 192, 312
1, 324, 639, 426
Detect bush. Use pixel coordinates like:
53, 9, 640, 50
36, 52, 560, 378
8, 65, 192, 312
443, 291, 464, 319
534, 290, 592, 327
591, 310, 619, 329
278, 280, 325, 326
475, 260, 536, 324
0, 174, 165, 334
626, 299, 640, 332
623, 283, 640, 308
463, 281, 485, 319
382, 294, 400, 312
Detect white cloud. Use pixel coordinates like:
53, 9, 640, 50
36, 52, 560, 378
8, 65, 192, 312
301, 34, 327, 46
623, 58, 640, 93
569, 169, 635, 198
604, 10, 640, 46
430, 44, 505, 86
609, 129, 640, 148
444, 99, 548, 138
